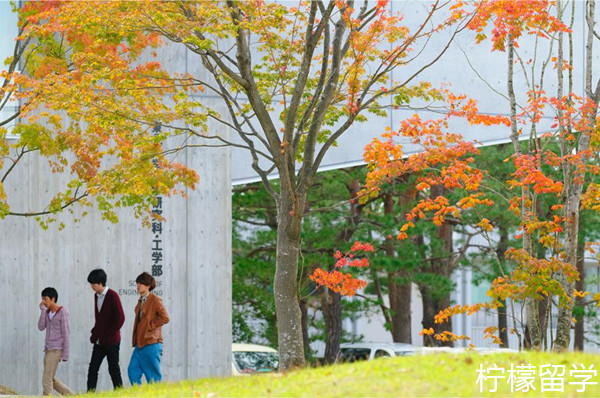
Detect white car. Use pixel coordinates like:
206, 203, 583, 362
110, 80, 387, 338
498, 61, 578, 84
232, 343, 279, 376
337, 342, 418, 362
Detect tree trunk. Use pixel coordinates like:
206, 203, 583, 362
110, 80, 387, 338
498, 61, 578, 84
274, 189, 306, 370
538, 296, 550, 350
382, 192, 412, 343
389, 182, 417, 343
553, 0, 598, 351
420, 185, 454, 347
420, 287, 453, 347
525, 299, 541, 349
553, 171, 583, 350
574, 240, 585, 351
507, 38, 542, 350
553, 196, 578, 351
497, 298, 509, 349
420, 287, 437, 347
299, 299, 312, 360
495, 229, 509, 348
536, 199, 550, 349
321, 288, 342, 364
389, 276, 412, 343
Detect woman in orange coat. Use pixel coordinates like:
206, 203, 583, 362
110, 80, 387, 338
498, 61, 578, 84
127, 272, 169, 384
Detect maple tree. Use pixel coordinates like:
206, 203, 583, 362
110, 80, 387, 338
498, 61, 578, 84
364, 0, 600, 351
234, 168, 375, 364
464, 0, 600, 351
353, 174, 482, 346
21, 0, 482, 368
0, 2, 197, 226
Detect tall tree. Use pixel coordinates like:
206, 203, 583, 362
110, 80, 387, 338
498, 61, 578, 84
232, 167, 371, 363
30, 0, 478, 368
471, 0, 599, 350
364, 1, 600, 352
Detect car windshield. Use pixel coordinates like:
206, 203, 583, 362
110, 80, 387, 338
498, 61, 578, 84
338, 348, 371, 363
233, 351, 279, 374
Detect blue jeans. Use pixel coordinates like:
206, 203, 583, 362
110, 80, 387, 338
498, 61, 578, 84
128, 343, 163, 385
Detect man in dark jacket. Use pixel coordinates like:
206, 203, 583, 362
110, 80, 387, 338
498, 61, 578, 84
86, 268, 125, 391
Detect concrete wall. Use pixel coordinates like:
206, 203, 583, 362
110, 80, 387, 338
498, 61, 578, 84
1, 18, 234, 394
0, 133, 232, 394
230, 1, 597, 185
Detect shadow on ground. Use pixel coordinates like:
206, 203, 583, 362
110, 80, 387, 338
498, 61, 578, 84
0, 385, 17, 395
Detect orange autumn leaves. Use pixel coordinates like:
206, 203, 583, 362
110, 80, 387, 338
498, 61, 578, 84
309, 241, 373, 297
467, 0, 569, 51
363, 93, 505, 240
357, 0, 599, 346
2, 1, 199, 224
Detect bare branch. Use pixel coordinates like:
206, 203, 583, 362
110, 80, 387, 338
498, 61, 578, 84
1, 146, 37, 183
9, 191, 89, 217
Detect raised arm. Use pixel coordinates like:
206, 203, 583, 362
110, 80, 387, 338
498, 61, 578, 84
38, 304, 47, 331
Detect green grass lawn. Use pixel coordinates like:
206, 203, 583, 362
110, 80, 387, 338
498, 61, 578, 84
86, 351, 600, 397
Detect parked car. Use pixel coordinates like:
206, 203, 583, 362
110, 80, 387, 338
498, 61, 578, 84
232, 343, 279, 376
337, 342, 418, 363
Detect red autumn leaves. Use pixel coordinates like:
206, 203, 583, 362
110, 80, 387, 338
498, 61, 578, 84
309, 241, 373, 297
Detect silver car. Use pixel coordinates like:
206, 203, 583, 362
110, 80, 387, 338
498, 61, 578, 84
337, 342, 418, 362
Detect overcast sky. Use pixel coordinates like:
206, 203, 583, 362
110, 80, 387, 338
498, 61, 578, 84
0, 1, 18, 74
1, 2, 18, 128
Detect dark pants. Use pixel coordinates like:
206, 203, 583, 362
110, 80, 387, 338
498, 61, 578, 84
87, 343, 123, 391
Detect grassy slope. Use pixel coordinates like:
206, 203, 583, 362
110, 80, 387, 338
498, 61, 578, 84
88, 352, 600, 397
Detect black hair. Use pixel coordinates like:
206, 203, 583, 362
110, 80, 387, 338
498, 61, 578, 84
41, 287, 58, 303
87, 268, 107, 286
135, 272, 157, 291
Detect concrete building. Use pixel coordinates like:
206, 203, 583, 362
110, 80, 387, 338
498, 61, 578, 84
1, 5, 232, 394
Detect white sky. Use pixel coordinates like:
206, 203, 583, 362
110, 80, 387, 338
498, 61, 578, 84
0, 1, 18, 73
1, 1, 18, 130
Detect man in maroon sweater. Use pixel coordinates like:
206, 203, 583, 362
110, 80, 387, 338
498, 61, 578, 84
86, 268, 125, 392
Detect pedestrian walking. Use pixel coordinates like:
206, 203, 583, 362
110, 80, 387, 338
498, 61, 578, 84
86, 268, 125, 391
38, 287, 74, 396
128, 272, 169, 385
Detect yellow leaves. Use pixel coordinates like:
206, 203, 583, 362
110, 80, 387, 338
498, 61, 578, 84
593, 293, 600, 307
399, 222, 414, 232
581, 183, 600, 212
483, 326, 498, 334
434, 303, 491, 325
48, 114, 62, 129
574, 290, 590, 298
483, 326, 503, 345
396, 222, 415, 240
495, 249, 581, 305
420, 328, 434, 336
434, 331, 470, 342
